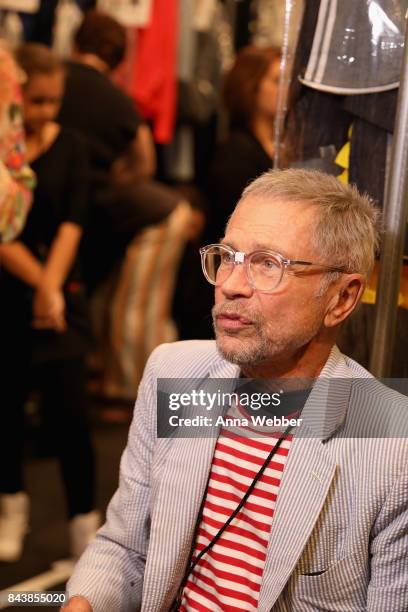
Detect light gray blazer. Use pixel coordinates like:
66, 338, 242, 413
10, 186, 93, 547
67, 341, 408, 611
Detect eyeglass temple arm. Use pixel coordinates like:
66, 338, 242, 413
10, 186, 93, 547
286, 259, 346, 273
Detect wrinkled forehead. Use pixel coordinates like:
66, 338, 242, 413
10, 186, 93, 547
222, 196, 320, 258
228, 196, 318, 233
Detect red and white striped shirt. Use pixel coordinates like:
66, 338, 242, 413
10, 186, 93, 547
180, 426, 293, 611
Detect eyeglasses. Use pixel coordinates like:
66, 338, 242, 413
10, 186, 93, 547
199, 244, 347, 293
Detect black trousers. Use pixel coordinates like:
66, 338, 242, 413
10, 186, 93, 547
0, 287, 95, 519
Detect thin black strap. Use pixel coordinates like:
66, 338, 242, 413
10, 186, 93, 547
171, 424, 293, 610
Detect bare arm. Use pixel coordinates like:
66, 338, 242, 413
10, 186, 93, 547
0, 241, 42, 287
0, 222, 82, 331
32, 222, 82, 331
134, 123, 156, 178
111, 124, 156, 184
41, 221, 82, 290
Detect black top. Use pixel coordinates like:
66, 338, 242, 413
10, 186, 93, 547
1, 127, 92, 361
58, 61, 141, 180
20, 128, 89, 283
207, 129, 273, 243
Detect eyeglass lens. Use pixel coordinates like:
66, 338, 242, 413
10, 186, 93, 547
203, 246, 284, 291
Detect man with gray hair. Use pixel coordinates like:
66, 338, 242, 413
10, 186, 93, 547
64, 169, 408, 611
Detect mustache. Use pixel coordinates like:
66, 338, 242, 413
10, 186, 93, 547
212, 302, 264, 325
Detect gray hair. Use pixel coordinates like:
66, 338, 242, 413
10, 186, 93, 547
240, 168, 381, 279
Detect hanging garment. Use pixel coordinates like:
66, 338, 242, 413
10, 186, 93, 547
282, 0, 408, 374
252, 0, 286, 47
194, 0, 217, 32
300, 0, 408, 94
178, 30, 222, 126
53, 0, 83, 57
19, 0, 59, 45
129, 0, 177, 144
0, 11, 23, 47
234, 0, 253, 51
285, 0, 401, 208
97, 0, 152, 27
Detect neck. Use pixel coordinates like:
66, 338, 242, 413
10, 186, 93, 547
251, 114, 275, 158
25, 122, 59, 162
240, 337, 336, 380
72, 52, 109, 75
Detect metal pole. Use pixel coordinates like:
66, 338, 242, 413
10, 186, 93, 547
369, 12, 408, 377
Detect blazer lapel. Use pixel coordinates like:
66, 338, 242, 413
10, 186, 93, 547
258, 346, 355, 611
142, 356, 239, 611
257, 436, 337, 611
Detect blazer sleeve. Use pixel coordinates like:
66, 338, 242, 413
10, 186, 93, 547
66, 344, 163, 612
367, 454, 408, 610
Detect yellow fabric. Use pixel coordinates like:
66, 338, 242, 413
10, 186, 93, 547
335, 127, 352, 186
336, 141, 350, 169
333, 124, 407, 309
362, 263, 408, 308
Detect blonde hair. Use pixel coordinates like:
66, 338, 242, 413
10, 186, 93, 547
240, 168, 381, 279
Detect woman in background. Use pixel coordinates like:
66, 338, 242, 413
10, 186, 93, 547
207, 46, 281, 243
0, 43, 98, 562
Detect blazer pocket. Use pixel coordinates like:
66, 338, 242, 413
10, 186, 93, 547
291, 553, 368, 612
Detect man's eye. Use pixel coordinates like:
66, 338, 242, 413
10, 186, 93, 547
221, 253, 234, 264
262, 258, 279, 269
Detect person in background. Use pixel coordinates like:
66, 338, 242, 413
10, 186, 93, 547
0, 43, 99, 563
0, 44, 35, 244
207, 46, 281, 244
58, 10, 175, 292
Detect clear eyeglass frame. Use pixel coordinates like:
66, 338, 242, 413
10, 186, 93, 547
199, 243, 347, 293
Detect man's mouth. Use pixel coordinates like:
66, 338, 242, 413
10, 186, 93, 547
216, 313, 253, 329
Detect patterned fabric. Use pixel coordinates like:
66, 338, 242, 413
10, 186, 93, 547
181, 431, 293, 611
67, 341, 408, 611
90, 201, 193, 399
0, 46, 35, 243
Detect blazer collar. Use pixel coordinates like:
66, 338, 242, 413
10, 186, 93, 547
298, 345, 354, 441
208, 344, 354, 442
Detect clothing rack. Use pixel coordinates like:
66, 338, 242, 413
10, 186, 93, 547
370, 10, 408, 377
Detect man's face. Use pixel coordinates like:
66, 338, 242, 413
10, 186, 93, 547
212, 197, 335, 369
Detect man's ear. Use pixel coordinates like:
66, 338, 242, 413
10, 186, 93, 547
324, 274, 366, 328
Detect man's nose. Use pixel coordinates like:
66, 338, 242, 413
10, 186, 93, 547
220, 263, 253, 299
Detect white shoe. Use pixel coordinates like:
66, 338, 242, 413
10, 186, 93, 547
0, 492, 30, 562
69, 510, 101, 559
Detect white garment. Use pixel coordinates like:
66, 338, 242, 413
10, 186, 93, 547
194, 0, 217, 32
0, 11, 23, 48
53, 0, 82, 58
178, 0, 196, 80
97, 0, 152, 27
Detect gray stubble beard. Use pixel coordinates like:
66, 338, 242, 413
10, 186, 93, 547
212, 306, 278, 366
212, 303, 325, 368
